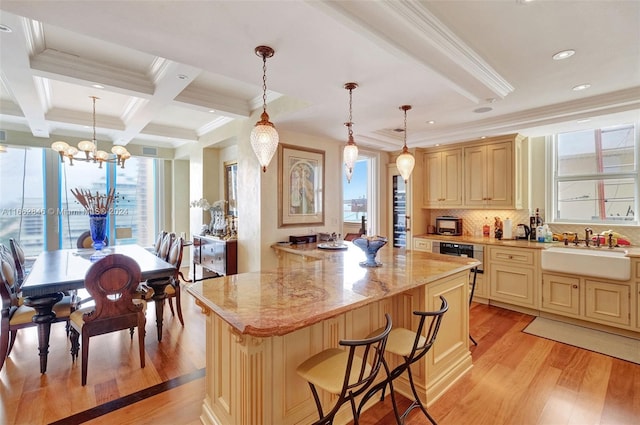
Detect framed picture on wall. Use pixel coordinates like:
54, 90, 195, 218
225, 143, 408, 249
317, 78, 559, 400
278, 144, 325, 227
224, 161, 238, 217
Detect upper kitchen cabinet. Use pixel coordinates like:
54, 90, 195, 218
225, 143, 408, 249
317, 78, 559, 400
464, 134, 526, 209
423, 148, 463, 208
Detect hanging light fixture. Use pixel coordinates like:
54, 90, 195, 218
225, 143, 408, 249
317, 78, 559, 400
396, 105, 415, 182
250, 45, 279, 172
51, 96, 130, 168
343, 82, 359, 183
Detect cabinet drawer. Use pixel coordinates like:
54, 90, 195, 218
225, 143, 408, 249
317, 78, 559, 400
635, 259, 640, 280
413, 239, 432, 252
489, 247, 535, 265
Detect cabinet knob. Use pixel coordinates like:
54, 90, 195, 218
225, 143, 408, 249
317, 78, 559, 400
572, 284, 578, 289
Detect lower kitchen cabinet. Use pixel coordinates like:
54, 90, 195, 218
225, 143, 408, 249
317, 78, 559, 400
542, 272, 633, 330
542, 273, 580, 317
585, 279, 631, 327
488, 246, 539, 309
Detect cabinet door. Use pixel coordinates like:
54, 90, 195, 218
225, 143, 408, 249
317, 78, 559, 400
423, 152, 443, 207
636, 283, 640, 330
542, 274, 580, 317
489, 264, 537, 308
584, 279, 630, 326
423, 149, 462, 208
464, 145, 486, 207
485, 142, 513, 207
441, 149, 463, 206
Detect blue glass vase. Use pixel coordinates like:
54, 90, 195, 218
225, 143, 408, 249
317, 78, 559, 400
352, 236, 388, 267
89, 213, 107, 251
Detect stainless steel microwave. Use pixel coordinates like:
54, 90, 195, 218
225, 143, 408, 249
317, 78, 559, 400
435, 216, 462, 236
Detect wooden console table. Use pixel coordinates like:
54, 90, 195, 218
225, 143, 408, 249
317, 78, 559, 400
192, 235, 237, 280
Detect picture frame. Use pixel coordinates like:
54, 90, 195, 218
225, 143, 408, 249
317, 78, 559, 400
278, 144, 325, 227
224, 161, 238, 217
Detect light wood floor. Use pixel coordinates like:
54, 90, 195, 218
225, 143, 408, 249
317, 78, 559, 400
2, 293, 639, 425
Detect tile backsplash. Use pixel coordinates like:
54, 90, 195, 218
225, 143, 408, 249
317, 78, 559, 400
428, 209, 640, 246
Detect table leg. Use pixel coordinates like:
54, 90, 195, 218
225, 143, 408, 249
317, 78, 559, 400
147, 282, 169, 342
23, 292, 64, 374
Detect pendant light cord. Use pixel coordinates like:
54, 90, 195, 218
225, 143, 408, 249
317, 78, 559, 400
261, 54, 268, 114
347, 87, 354, 138
403, 108, 408, 148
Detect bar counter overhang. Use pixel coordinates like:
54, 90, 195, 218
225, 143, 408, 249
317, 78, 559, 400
187, 242, 479, 425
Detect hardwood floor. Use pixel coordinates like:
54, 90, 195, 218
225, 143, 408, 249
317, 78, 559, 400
2, 293, 639, 425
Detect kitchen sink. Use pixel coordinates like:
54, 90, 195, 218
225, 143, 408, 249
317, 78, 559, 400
541, 246, 630, 281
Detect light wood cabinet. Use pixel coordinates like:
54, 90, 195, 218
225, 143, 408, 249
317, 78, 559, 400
542, 271, 634, 330
584, 279, 631, 327
464, 141, 513, 208
423, 149, 463, 208
541, 273, 580, 317
488, 246, 539, 309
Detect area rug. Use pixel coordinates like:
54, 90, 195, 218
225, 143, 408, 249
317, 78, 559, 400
523, 317, 640, 365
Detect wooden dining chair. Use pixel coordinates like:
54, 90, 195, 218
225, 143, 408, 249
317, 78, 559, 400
156, 232, 175, 261
69, 253, 146, 385
144, 236, 185, 328
9, 238, 35, 285
0, 249, 75, 372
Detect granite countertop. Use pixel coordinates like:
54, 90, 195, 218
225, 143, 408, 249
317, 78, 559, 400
414, 234, 640, 257
186, 243, 479, 337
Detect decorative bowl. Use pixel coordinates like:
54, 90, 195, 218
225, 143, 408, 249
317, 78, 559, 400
352, 236, 388, 267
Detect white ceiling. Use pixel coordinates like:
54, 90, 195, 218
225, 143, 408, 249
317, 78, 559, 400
0, 0, 639, 153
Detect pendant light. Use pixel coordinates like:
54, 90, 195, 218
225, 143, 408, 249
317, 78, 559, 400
343, 82, 359, 183
396, 105, 415, 182
250, 45, 279, 172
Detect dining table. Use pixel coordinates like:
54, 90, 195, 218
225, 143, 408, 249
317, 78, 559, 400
20, 244, 176, 373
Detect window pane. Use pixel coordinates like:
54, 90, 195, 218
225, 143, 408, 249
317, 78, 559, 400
113, 156, 156, 247
343, 159, 367, 223
59, 162, 109, 249
601, 126, 635, 173
0, 147, 45, 256
557, 129, 596, 176
557, 125, 636, 176
557, 178, 635, 222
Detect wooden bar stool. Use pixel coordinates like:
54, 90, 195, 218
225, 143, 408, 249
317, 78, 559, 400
296, 313, 392, 425
359, 296, 449, 425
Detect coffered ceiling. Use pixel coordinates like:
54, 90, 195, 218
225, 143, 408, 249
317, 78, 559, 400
0, 1, 638, 153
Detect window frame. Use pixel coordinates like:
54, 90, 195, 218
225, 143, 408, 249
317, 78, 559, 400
548, 124, 639, 225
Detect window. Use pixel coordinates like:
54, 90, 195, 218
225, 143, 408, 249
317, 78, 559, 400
552, 124, 638, 224
342, 153, 379, 235
343, 159, 368, 227
59, 157, 158, 248
0, 146, 46, 256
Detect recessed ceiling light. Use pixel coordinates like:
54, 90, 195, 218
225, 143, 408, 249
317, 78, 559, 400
552, 49, 575, 60
572, 83, 591, 91
92, 84, 104, 89
427, 120, 435, 124
208, 109, 216, 113
434, 143, 440, 147
473, 107, 493, 113
177, 74, 189, 80
577, 118, 591, 123
481, 136, 487, 139
0, 24, 13, 33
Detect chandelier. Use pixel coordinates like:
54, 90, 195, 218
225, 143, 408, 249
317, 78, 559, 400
51, 96, 130, 169
250, 45, 279, 173
396, 105, 415, 182
343, 82, 359, 183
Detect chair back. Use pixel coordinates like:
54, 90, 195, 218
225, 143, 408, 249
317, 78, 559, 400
77, 231, 109, 249
408, 296, 449, 364
0, 250, 19, 309
156, 232, 175, 261
166, 236, 184, 273
339, 313, 392, 398
8, 239, 26, 283
153, 231, 167, 255
82, 254, 142, 323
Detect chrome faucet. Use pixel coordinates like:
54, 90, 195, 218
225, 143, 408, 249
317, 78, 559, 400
608, 233, 615, 249
584, 228, 593, 247
573, 232, 580, 246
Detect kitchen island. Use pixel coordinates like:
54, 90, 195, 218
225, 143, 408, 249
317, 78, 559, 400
186, 242, 479, 425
